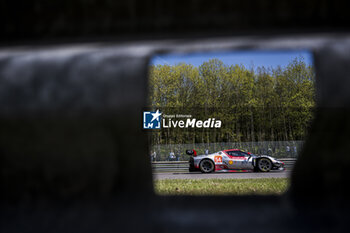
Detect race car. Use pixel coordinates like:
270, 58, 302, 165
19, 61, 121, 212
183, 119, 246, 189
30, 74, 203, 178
186, 149, 284, 173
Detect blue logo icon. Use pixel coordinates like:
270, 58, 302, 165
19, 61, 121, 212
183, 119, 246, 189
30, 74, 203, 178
143, 110, 162, 129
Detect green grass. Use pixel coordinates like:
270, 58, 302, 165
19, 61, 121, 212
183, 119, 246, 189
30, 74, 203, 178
154, 178, 289, 195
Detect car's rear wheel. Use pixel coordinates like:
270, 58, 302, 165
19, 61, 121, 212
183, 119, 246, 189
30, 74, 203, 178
199, 159, 215, 173
257, 158, 272, 172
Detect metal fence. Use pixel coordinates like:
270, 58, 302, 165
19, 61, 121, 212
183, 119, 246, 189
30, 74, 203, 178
150, 141, 303, 162
152, 158, 296, 173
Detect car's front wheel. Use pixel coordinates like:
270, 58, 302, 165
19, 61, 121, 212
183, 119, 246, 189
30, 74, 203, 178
257, 158, 272, 172
199, 159, 215, 173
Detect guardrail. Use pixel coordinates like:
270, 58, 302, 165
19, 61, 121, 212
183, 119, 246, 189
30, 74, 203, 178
152, 158, 296, 173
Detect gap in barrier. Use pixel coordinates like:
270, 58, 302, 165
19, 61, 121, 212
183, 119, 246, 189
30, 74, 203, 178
146, 49, 315, 196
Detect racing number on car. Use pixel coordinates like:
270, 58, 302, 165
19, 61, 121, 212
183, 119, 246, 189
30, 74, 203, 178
214, 156, 222, 163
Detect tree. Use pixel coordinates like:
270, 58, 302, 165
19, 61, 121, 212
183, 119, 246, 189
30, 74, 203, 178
148, 56, 315, 145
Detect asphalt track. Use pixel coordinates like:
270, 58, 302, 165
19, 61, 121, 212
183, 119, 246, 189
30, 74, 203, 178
153, 170, 291, 180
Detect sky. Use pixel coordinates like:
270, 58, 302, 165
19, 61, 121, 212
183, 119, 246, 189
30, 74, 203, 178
151, 50, 313, 70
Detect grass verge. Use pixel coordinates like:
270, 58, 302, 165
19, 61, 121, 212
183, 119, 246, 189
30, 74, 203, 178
154, 178, 289, 195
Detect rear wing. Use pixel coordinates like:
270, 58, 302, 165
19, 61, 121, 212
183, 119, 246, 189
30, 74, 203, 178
186, 149, 197, 156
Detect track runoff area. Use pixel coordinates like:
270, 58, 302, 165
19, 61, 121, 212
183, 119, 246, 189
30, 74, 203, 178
153, 170, 290, 180
152, 160, 294, 195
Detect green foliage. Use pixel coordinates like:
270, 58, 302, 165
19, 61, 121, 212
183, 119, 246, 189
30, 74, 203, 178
148, 57, 315, 145
154, 178, 289, 195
